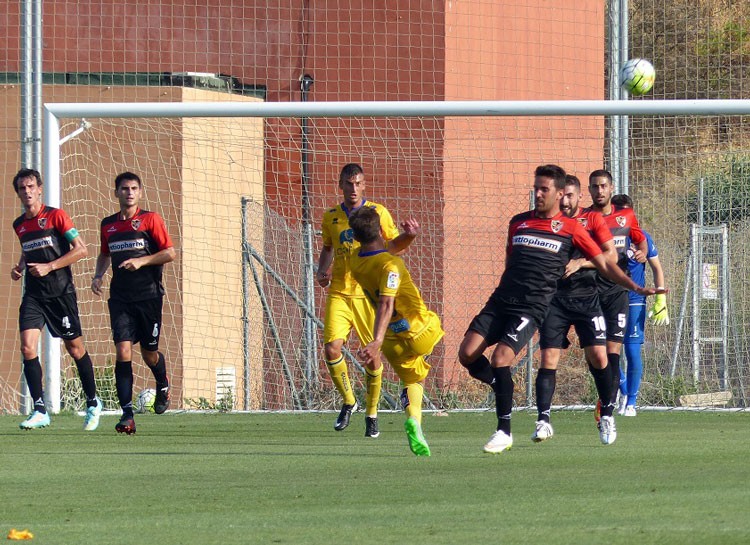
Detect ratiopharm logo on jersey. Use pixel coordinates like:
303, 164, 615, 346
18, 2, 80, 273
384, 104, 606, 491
109, 239, 147, 253
612, 235, 627, 249
22, 236, 54, 252
512, 234, 562, 253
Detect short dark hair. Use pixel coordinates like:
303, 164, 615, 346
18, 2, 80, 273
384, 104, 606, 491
589, 169, 613, 184
13, 168, 42, 192
535, 164, 567, 190
611, 194, 633, 208
565, 174, 581, 190
348, 206, 380, 244
115, 171, 142, 190
339, 163, 364, 184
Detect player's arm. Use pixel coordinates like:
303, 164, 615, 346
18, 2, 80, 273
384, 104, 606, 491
26, 234, 88, 278
647, 254, 669, 325
91, 252, 112, 296
387, 218, 419, 255
573, 221, 656, 296
565, 239, 617, 277
358, 294, 395, 367
316, 245, 334, 287
10, 254, 25, 281
119, 246, 176, 272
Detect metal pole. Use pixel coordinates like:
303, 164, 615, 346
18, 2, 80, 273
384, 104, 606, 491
241, 197, 251, 410
720, 224, 729, 390
300, 75, 317, 403
619, 0, 630, 195
608, 0, 621, 183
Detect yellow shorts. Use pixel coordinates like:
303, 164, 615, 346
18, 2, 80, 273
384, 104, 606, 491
381, 311, 444, 384
323, 293, 375, 345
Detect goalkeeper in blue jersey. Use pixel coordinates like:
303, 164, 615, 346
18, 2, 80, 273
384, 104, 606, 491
611, 195, 668, 416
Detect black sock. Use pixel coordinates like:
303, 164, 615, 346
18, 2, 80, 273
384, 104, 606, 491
148, 352, 168, 389
466, 355, 495, 385
74, 352, 98, 407
607, 353, 621, 405
491, 366, 513, 435
535, 368, 557, 422
115, 360, 134, 417
23, 357, 46, 414
590, 366, 614, 417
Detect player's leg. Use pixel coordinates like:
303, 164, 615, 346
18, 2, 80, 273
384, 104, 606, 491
602, 290, 629, 404
388, 346, 431, 456
485, 313, 537, 452
54, 292, 101, 428
351, 297, 381, 432
585, 345, 617, 444
323, 295, 358, 430
458, 306, 496, 385
134, 297, 170, 414
535, 297, 573, 438
18, 315, 50, 429
64, 336, 103, 431
623, 304, 647, 416
534, 349, 559, 442
109, 298, 136, 434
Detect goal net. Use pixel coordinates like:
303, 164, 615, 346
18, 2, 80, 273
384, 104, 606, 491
11, 99, 750, 413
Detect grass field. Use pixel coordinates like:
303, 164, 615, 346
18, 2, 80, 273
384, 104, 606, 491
1, 410, 748, 545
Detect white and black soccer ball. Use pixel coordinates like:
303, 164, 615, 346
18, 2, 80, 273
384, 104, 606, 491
136, 388, 156, 414
620, 58, 656, 96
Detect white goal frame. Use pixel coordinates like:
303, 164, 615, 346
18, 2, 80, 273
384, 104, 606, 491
41, 99, 750, 412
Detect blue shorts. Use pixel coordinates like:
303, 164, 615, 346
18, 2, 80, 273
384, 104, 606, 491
624, 303, 646, 345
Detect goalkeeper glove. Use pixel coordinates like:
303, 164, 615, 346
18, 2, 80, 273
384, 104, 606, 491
648, 293, 669, 326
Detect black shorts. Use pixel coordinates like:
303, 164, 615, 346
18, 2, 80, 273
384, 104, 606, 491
19, 292, 82, 340
109, 297, 163, 350
539, 294, 606, 349
466, 300, 539, 355
599, 288, 629, 343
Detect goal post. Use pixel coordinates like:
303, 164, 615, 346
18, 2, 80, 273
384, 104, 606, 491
38, 99, 750, 414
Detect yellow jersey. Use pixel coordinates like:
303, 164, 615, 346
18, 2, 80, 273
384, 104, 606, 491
350, 249, 431, 338
320, 200, 399, 296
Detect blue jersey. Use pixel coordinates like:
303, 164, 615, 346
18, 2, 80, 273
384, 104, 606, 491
626, 231, 658, 304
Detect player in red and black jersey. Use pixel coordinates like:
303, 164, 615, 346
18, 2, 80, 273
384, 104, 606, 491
533, 175, 618, 443
91, 172, 176, 435
10, 168, 102, 431
587, 169, 650, 416
457, 165, 656, 454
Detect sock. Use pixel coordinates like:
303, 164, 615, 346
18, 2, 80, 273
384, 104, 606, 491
364, 366, 382, 417
148, 351, 169, 389
535, 368, 557, 422
326, 356, 356, 405
115, 360, 134, 417
466, 355, 495, 385
23, 357, 46, 414
491, 366, 513, 435
624, 344, 643, 407
607, 353, 621, 405
590, 365, 614, 418
400, 383, 424, 424
74, 352, 98, 407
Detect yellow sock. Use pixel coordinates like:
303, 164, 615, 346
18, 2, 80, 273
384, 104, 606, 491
326, 356, 356, 405
364, 366, 383, 417
402, 382, 424, 425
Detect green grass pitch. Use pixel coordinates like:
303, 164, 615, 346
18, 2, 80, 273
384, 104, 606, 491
1, 410, 748, 544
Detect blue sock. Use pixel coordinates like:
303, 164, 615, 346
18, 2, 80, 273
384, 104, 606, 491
624, 344, 643, 406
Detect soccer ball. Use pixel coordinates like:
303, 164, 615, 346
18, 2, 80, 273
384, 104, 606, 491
136, 388, 156, 414
620, 58, 656, 96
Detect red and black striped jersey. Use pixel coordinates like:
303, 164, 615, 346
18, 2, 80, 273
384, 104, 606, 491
556, 208, 613, 297
13, 205, 78, 299
489, 210, 602, 318
584, 205, 645, 293
100, 208, 173, 302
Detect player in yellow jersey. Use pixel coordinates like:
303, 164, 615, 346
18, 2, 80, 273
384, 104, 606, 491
348, 206, 444, 456
316, 163, 418, 437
